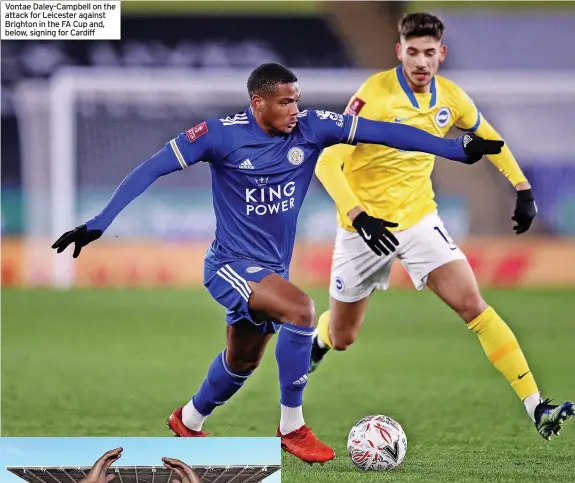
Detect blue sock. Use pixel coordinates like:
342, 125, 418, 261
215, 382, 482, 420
276, 323, 314, 407
192, 350, 251, 416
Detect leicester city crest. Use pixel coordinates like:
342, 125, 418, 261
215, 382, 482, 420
287, 147, 305, 166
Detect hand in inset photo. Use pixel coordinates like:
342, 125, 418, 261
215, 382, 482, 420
79, 447, 123, 483
162, 457, 201, 483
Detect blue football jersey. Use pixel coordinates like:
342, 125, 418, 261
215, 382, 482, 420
168, 108, 358, 272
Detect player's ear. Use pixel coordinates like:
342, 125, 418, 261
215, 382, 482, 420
252, 94, 264, 112
439, 43, 447, 63
396, 42, 403, 62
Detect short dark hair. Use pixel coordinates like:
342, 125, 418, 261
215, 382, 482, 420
398, 12, 445, 41
247, 63, 298, 97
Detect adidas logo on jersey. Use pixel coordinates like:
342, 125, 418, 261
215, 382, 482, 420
239, 159, 255, 170
220, 113, 248, 126
293, 374, 308, 385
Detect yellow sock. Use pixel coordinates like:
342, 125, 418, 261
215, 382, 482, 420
317, 311, 333, 349
468, 306, 538, 401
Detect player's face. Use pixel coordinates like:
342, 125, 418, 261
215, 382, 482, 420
253, 83, 301, 135
397, 36, 447, 91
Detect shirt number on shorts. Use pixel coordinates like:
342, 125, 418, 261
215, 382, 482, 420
434, 226, 458, 251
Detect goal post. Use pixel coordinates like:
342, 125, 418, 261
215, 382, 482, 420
14, 67, 575, 288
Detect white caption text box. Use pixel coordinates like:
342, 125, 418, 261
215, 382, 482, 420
1, 0, 121, 40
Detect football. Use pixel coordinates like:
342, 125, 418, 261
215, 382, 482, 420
347, 415, 407, 471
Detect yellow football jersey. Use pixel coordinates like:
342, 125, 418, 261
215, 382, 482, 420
316, 66, 527, 232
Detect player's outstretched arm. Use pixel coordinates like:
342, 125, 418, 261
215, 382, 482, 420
473, 117, 536, 234
51, 146, 182, 258
52, 120, 219, 258
454, 85, 536, 234
308, 110, 502, 163
352, 117, 504, 164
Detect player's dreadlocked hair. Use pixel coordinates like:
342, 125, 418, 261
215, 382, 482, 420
247, 63, 298, 97
398, 12, 445, 41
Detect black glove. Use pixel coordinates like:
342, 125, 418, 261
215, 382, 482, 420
352, 211, 399, 256
461, 133, 504, 164
512, 189, 537, 234
51, 224, 103, 258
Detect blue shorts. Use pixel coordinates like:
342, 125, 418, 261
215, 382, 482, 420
204, 258, 288, 335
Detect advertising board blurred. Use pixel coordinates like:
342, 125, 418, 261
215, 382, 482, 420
3, 237, 575, 288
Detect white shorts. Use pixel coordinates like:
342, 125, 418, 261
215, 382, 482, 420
329, 212, 467, 302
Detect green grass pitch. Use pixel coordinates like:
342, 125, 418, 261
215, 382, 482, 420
2, 288, 575, 481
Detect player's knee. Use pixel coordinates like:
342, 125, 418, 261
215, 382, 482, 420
459, 292, 488, 323
331, 330, 357, 351
289, 294, 316, 328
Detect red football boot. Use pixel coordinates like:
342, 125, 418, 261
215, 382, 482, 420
168, 407, 209, 437
277, 425, 335, 464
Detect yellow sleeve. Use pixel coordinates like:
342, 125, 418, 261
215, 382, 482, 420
315, 78, 381, 220
455, 88, 528, 187
474, 117, 527, 186
315, 144, 360, 220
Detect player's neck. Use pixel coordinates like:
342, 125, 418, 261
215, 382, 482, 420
410, 84, 431, 94
250, 107, 282, 137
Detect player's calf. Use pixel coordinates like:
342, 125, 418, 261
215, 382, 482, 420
225, 320, 273, 374
172, 321, 272, 436
231, 273, 331, 448
248, 274, 318, 434
276, 320, 315, 434
427, 261, 545, 425
225, 357, 260, 375
310, 318, 356, 375
178, 349, 252, 433
316, 309, 362, 351
330, 326, 360, 351
311, 299, 370, 373
321, 298, 369, 350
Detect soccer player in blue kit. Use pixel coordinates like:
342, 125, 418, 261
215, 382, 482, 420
52, 63, 503, 463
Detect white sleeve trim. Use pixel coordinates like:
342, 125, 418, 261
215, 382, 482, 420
169, 139, 187, 169
346, 116, 359, 144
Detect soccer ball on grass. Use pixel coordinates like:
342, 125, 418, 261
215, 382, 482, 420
347, 415, 407, 471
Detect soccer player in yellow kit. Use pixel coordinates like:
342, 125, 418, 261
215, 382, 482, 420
310, 12, 574, 439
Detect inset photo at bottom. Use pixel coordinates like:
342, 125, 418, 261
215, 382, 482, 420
0, 438, 280, 482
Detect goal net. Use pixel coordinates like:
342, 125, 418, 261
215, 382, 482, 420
14, 68, 575, 288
